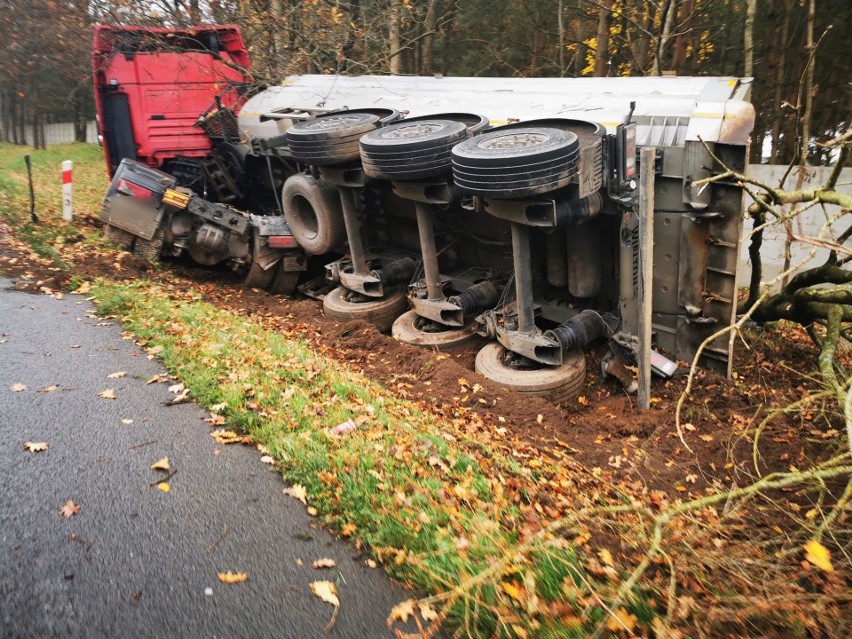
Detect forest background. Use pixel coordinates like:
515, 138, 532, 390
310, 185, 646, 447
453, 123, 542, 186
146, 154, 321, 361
0, 0, 849, 165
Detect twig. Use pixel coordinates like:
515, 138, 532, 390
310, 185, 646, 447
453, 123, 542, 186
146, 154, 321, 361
128, 439, 158, 450
148, 469, 177, 487
208, 526, 229, 554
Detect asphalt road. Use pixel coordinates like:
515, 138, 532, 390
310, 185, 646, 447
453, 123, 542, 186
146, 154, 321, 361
0, 277, 411, 638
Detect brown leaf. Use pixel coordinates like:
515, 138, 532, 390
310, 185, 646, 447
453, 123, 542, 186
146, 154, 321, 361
218, 571, 248, 584
10, 383, 27, 392
312, 558, 336, 569
282, 484, 307, 504
107, 371, 126, 379
99, 389, 116, 400
39, 385, 59, 393
59, 500, 80, 518
23, 441, 48, 452
606, 608, 638, 632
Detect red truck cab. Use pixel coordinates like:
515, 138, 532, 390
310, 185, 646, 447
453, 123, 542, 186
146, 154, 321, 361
92, 24, 251, 177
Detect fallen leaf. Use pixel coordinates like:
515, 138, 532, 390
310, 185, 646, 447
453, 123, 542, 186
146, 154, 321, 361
218, 571, 248, 584
388, 599, 415, 625
70, 344, 81, 349
685, 473, 698, 484
607, 608, 638, 632
211, 430, 241, 445
39, 385, 59, 393
260, 455, 275, 464
146, 375, 160, 385
419, 602, 439, 622
598, 548, 614, 567
312, 558, 336, 569
210, 402, 227, 412
341, 522, 357, 537
10, 383, 26, 392
99, 389, 116, 400
147, 345, 163, 355
168, 383, 185, 394
59, 500, 80, 518
157, 483, 171, 493
150, 457, 170, 471
107, 372, 126, 379
366, 559, 377, 568
282, 484, 307, 504
307, 506, 318, 516
311, 580, 340, 631
803, 540, 833, 572
23, 441, 48, 452
120, 419, 134, 425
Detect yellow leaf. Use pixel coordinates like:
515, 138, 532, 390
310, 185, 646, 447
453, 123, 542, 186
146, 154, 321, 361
157, 483, 170, 493
146, 375, 160, 384
282, 484, 307, 504
99, 389, 116, 400
310, 580, 339, 607
218, 571, 248, 584
107, 371, 126, 379
341, 522, 357, 537
150, 457, 170, 471
39, 385, 59, 393
307, 506, 318, 516
419, 602, 439, 622
59, 500, 80, 518
606, 608, 638, 632
598, 548, 614, 567
312, 558, 336, 569
502, 581, 521, 600
23, 441, 48, 452
803, 540, 833, 572
388, 599, 414, 624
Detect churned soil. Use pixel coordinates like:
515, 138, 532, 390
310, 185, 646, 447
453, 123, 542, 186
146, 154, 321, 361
1, 215, 846, 501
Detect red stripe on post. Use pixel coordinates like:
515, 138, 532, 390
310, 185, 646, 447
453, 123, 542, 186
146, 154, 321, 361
62, 170, 72, 185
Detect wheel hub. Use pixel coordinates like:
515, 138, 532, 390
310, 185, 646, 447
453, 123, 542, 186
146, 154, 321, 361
479, 132, 549, 150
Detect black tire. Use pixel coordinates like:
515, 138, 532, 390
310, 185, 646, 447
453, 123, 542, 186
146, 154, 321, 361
323, 286, 408, 332
132, 226, 164, 261
359, 119, 469, 180
282, 174, 346, 255
451, 127, 580, 197
391, 310, 477, 349
104, 224, 135, 251
286, 112, 380, 142
475, 343, 586, 404
244, 234, 276, 289
268, 263, 300, 296
452, 127, 579, 168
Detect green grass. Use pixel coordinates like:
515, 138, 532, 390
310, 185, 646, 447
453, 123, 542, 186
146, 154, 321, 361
0, 143, 109, 264
0, 142, 644, 637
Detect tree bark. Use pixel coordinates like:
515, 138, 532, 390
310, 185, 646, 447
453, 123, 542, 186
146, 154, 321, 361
744, 0, 757, 76
770, 0, 792, 163
651, 0, 675, 75
389, 0, 402, 74
593, 0, 613, 77
672, 0, 695, 72
421, 0, 441, 75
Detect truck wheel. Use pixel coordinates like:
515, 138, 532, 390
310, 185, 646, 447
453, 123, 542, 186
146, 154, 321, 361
244, 234, 276, 289
323, 286, 407, 332
104, 224, 135, 251
474, 343, 586, 404
391, 310, 477, 349
132, 226, 164, 261
268, 263, 300, 296
359, 118, 470, 180
282, 174, 346, 255
286, 112, 381, 165
451, 127, 580, 198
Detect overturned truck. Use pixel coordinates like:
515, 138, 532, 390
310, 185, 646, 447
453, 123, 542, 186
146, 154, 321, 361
93, 24, 755, 401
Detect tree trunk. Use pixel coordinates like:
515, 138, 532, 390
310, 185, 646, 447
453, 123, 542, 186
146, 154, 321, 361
672, 0, 695, 72
557, 0, 565, 76
421, 0, 441, 75
389, 0, 402, 74
593, 0, 613, 77
574, 0, 586, 77
651, 0, 675, 75
744, 0, 757, 76
189, 0, 201, 24
772, 0, 792, 162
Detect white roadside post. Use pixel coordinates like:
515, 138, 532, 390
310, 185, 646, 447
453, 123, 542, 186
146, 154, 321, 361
61, 160, 73, 221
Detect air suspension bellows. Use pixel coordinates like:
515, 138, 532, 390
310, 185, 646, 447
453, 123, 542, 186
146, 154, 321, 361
371, 257, 416, 287
447, 281, 499, 316
544, 310, 612, 353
